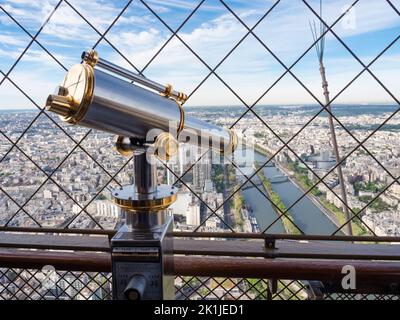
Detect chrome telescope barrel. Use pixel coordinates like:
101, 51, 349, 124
45, 50, 237, 155
81, 50, 187, 103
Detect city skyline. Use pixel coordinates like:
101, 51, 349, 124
1, 104, 399, 236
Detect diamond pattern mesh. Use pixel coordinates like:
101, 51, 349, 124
0, 0, 399, 300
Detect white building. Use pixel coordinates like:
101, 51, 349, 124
187, 203, 201, 226
94, 200, 120, 218
169, 192, 201, 227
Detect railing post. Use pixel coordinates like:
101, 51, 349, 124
264, 234, 277, 299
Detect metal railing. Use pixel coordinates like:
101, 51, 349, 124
0, 229, 400, 300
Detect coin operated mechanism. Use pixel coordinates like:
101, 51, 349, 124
45, 49, 238, 300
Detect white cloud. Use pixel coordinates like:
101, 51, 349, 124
0, 47, 23, 61
64, 0, 127, 33
0, 34, 26, 46
0, 0, 59, 31
0, 0, 398, 107
146, 0, 222, 12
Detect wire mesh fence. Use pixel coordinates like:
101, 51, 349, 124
1, 268, 399, 300
0, 268, 338, 300
0, 268, 276, 300
0, 0, 399, 300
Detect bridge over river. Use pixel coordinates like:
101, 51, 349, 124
241, 176, 289, 191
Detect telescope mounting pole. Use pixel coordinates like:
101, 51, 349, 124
110, 144, 176, 300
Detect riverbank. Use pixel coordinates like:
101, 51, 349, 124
255, 162, 300, 235
253, 143, 366, 235
231, 185, 245, 232
282, 162, 346, 233
286, 161, 367, 236
240, 176, 286, 234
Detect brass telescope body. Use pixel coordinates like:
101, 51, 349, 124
45, 50, 238, 220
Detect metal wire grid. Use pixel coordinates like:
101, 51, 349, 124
0, 268, 307, 300
0, 0, 399, 234
325, 293, 400, 301
0, 268, 112, 300
1, 268, 398, 300
0, 0, 399, 300
175, 277, 308, 300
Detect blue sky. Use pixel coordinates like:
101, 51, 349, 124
0, 0, 399, 109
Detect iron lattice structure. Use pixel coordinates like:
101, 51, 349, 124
0, 0, 399, 300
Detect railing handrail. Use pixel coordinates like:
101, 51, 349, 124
0, 230, 400, 295
1, 231, 400, 260
0, 248, 399, 295
1, 247, 399, 281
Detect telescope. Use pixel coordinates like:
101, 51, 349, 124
45, 50, 238, 300
46, 50, 237, 159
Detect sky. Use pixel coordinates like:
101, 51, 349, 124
0, 0, 399, 110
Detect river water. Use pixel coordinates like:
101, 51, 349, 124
235, 148, 341, 235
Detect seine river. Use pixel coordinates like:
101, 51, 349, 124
236, 148, 341, 235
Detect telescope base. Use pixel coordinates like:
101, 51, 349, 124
111, 216, 174, 300
112, 184, 178, 211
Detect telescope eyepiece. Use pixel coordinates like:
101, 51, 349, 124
45, 94, 73, 117
45, 63, 94, 124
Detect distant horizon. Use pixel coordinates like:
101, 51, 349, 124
0, 102, 399, 113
